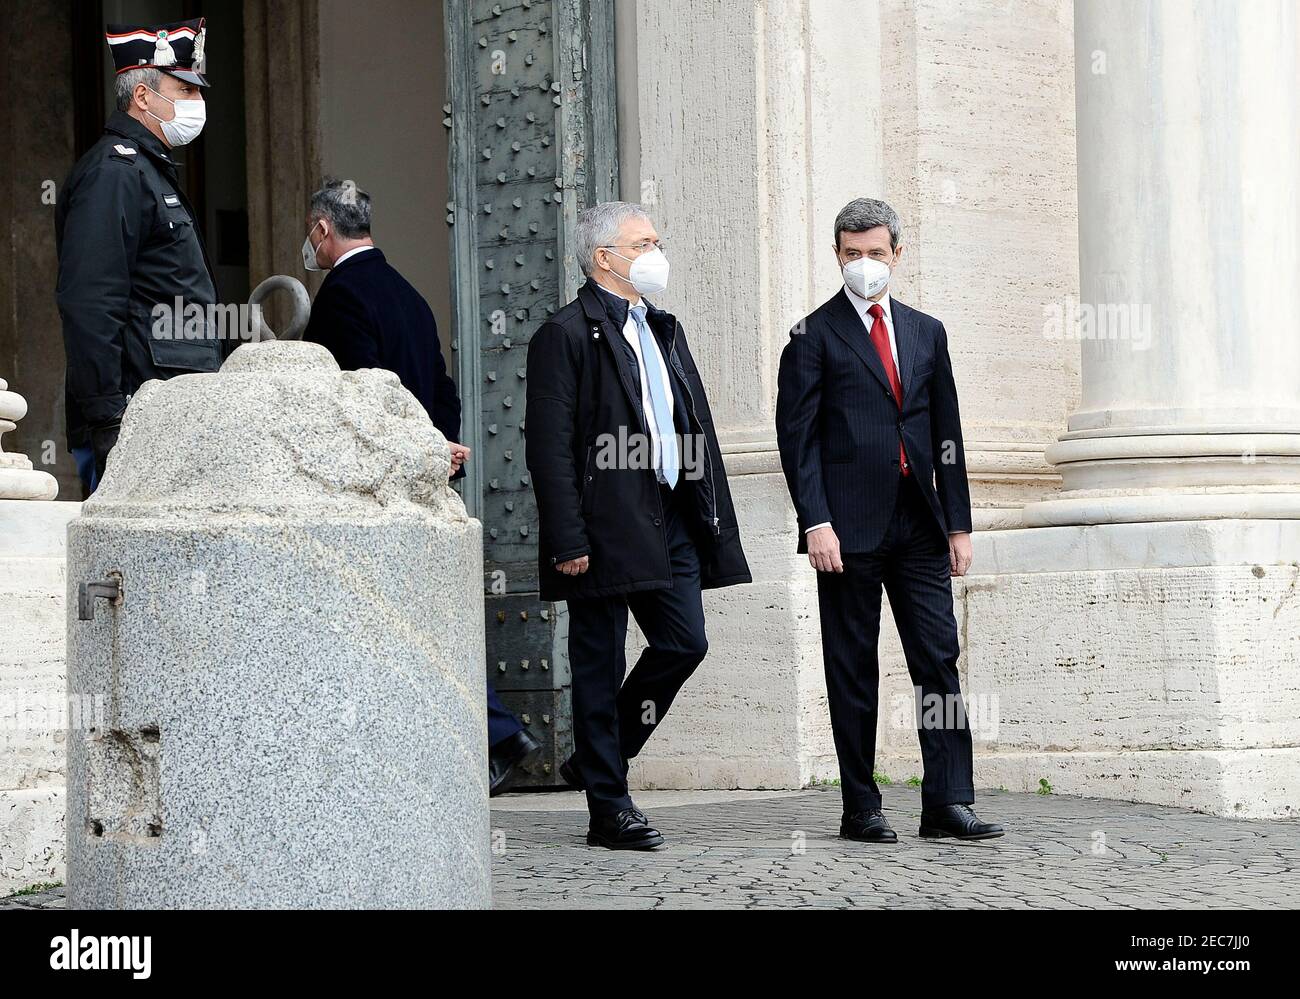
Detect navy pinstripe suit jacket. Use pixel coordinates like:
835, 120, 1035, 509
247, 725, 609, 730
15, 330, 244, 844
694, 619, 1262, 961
776, 289, 973, 555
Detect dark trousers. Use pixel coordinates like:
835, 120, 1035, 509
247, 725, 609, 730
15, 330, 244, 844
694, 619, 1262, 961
566, 481, 708, 816
816, 473, 974, 813
72, 445, 98, 495
487, 683, 524, 748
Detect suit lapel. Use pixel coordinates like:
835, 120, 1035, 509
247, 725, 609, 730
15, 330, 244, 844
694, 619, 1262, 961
892, 297, 918, 400
827, 289, 892, 394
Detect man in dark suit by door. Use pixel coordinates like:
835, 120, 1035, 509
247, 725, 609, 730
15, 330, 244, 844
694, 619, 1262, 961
301, 177, 540, 794
776, 197, 1002, 843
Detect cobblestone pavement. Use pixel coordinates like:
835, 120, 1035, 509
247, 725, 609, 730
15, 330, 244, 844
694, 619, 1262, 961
5, 788, 1296, 910
0, 886, 65, 910
487, 787, 1300, 910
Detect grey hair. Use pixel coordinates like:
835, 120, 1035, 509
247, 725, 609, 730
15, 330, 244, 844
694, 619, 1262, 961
309, 178, 372, 238
114, 67, 162, 112
834, 197, 902, 250
575, 201, 651, 278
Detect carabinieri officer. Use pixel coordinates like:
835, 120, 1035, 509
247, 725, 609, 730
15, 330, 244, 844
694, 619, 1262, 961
56, 17, 220, 491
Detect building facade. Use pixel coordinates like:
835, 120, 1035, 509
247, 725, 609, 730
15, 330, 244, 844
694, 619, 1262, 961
2, 0, 1297, 892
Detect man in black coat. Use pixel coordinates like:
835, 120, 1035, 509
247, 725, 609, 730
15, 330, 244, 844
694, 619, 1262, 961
776, 198, 1001, 843
57, 18, 222, 493
301, 179, 465, 465
301, 178, 541, 794
526, 202, 751, 850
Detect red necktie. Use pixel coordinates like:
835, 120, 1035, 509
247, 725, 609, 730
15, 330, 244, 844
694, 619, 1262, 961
868, 303, 909, 476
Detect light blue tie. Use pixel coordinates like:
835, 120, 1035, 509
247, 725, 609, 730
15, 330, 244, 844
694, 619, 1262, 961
630, 305, 679, 488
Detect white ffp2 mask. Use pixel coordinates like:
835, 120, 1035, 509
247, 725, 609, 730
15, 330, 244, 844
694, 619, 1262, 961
301, 223, 326, 272
610, 247, 670, 296
842, 257, 891, 299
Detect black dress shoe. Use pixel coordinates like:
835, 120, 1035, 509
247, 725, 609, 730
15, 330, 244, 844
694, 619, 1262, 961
587, 807, 664, 850
488, 729, 542, 797
558, 755, 585, 790
840, 809, 898, 843
919, 804, 1004, 840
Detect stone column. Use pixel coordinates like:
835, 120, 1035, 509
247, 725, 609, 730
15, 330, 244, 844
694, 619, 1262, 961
244, 0, 324, 323
958, 0, 1300, 817
1025, 0, 1300, 526
0, 0, 80, 498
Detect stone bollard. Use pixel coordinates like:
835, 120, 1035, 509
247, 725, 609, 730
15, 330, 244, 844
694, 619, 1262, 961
65, 340, 489, 908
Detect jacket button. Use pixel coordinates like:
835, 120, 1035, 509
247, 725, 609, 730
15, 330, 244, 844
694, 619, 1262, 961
653, 518, 662, 526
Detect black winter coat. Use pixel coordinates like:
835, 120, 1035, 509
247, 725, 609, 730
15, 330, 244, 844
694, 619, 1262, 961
525, 280, 751, 602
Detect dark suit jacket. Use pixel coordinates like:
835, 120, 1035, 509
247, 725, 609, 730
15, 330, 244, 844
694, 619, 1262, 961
775, 289, 972, 554
304, 248, 461, 447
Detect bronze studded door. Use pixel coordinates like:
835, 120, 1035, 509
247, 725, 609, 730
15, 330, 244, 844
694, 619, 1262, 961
444, 0, 618, 784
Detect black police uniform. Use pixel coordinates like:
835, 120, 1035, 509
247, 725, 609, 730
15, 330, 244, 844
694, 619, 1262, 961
56, 18, 219, 481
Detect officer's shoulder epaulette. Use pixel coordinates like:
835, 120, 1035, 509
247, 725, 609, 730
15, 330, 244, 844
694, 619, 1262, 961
105, 142, 142, 165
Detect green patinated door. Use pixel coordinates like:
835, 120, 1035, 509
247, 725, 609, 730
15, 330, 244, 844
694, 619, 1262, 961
444, 0, 618, 784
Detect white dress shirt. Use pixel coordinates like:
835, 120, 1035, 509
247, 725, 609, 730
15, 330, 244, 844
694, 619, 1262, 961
806, 287, 898, 535
596, 285, 677, 484
334, 244, 376, 268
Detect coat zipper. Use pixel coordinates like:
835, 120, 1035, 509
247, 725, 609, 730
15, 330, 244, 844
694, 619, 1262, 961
667, 321, 720, 536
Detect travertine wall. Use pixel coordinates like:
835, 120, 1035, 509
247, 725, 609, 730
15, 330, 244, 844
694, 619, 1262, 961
880, 0, 1080, 526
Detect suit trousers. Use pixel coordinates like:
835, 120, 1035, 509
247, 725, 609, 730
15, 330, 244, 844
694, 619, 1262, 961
815, 473, 975, 813
487, 683, 524, 748
566, 480, 709, 815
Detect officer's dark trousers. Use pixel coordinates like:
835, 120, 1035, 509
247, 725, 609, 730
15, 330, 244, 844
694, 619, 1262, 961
567, 481, 708, 816
816, 472, 975, 814
72, 446, 98, 495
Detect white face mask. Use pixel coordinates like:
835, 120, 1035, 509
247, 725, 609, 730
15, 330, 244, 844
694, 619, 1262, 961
609, 247, 670, 297
842, 256, 892, 299
301, 222, 327, 272
145, 87, 206, 147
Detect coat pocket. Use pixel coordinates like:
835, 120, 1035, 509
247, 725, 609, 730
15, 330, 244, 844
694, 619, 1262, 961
145, 333, 222, 373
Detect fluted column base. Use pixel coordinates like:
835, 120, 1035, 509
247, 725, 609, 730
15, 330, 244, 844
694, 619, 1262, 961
1024, 431, 1300, 526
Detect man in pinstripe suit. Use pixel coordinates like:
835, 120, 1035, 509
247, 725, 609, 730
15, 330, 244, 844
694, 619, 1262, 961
776, 198, 1003, 843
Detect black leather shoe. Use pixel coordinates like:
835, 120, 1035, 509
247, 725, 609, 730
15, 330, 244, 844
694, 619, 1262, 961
840, 808, 898, 843
919, 804, 1004, 840
488, 729, 542, 797
558, 755, 585, 790
587, 807, 664, 850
